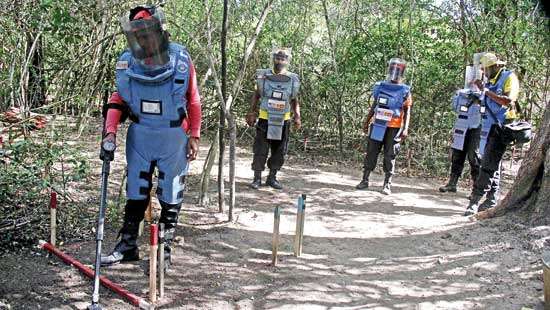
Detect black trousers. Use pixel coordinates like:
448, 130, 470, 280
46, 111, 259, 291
251, 119, 290, 172
363, 127, 401, 176
471, 125, 507, 201
450, 127, 481, 180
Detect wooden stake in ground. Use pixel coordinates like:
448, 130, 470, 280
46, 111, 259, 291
50, 191, 57, 246
293, 194, 306, 257
159, 223, 165, 299
272, 206, 281, 266
543, 250, 550, 310
149, 224, 158, 303
141, 189, 158, 236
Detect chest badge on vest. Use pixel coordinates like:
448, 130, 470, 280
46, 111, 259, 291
116, 61, 129, 70
177, 61, 188, 74
375, 108, 394, 121
141, 100, 162, 115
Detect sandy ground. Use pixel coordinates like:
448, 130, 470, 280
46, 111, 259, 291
0, 128, 548, 310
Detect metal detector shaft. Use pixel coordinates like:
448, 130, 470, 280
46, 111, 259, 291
90, 159, 111, 309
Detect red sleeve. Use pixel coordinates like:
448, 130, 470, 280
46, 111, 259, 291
181, 60, 202, 138
105, 92, 124, 134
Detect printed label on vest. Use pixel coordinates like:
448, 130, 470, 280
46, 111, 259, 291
116, 61, 128, 70
480, 106, 486, 113
375, 108, 394, 121
272, 90, 284, 99
268, 99, 286, 111
459, 105, 468, 112
141, 100, 162, 115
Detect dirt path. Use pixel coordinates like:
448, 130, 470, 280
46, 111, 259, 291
0, 140, 547, 310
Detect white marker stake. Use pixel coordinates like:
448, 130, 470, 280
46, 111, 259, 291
159, 223, 165, 299
272, 206, 281, 266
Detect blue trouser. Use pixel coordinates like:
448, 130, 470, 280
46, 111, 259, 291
126, 123, 189, 204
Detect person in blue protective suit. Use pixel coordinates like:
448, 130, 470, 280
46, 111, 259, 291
99, 5, 202, 270
464, 53, 520, 216
356, 58, 413, 195
245, 48, 301, 190
439, 66, 483, 193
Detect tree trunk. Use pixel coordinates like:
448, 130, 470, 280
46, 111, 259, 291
218, 0, 229, 214
199, 131, 219, 207
227, 115, 237, 222
28, 34, 46, 109
477, 102, 550, 224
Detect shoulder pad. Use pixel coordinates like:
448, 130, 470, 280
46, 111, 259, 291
287, 71, 300, 82
170, 43, 189, 55
256, 69, 269, 79
116, 50, 132, 70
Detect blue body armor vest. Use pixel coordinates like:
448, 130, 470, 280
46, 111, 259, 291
479, 70, 512, 156
256, 69, 300, 140
450, 89, 482, 151
369, 81, 410, 142
115, 43, 191, 204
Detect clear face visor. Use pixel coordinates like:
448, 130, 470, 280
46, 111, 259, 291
387, 60, 406, 82
120, 9, 169, 68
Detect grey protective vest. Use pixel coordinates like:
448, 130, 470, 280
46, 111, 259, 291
256, 69, 300, 140
450, 89, 482, 151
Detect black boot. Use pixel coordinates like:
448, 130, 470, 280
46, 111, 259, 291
439, 174, 459, 193
464, 195, 481, 216
356, 170, 370, 190
478, 192, 498, 212
248, 171, 262, 190
101, 199, 148, 266
382, 174, 392, 195
266, 169, 282, 190
158, 200, 183, 272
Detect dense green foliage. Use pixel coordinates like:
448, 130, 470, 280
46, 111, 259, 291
2, 0, 547, 175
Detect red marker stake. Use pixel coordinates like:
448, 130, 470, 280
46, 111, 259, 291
50, 191, 57, 246
149, 224, 158, 303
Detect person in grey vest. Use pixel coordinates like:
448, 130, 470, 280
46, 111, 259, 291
464, 53, 520, 216
439, 58, 483, 194
356, 58, 412, 195
245, 48, 301, 190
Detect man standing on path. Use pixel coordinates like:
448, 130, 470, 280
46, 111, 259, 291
439, 54, 483, 194
99, 5, 202, 270
464, 52, 520, 216
356, 58, 412, 195
245, 48, 301, 190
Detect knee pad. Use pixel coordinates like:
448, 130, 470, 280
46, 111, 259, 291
159, 200, 182, 229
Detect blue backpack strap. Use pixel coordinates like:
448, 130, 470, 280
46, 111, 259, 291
494, 70, 513, 94
372, 81, 382, 105
171, 43, 192, 117
115, 50, 133, 103
400, 84, 411, 107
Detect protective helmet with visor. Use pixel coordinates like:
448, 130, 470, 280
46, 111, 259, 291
387, 58, 407, 82
120, 5, 170, 69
